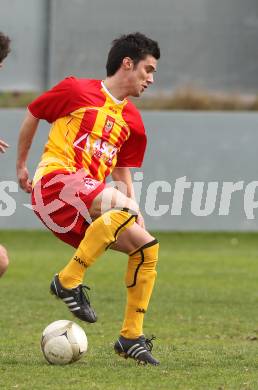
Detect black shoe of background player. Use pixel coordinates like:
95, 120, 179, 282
50, 274, 97, 323
114, 335, 159, 366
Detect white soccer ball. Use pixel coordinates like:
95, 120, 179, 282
41, 320, 88, 365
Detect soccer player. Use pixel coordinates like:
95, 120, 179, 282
0, 31, 11, 277
0, 139, 9, 153
17, 33, 160, 365
0, 32, 10, 68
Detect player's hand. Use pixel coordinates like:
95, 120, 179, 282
17, 166, 32, 193
136, 211, 145, 229
0, 139, 9, 153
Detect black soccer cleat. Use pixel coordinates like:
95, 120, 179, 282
114, 335, 160, 366
50, 274, 97, 323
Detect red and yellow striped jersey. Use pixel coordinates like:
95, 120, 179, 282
29, 77, 147, 184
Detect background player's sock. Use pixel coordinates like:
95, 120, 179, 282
59, 209, 137, 289
120, 239, 159, 339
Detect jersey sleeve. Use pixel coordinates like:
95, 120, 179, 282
116, 105, 147, 168
28, 76, 83, 123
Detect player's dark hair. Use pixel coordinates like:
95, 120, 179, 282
0, 32, 11, 63
106, 32, 160, 76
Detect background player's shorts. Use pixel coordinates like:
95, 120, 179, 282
31, 169, 105, 248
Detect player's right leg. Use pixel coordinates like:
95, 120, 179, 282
32, 172, 141, 324
50, 200, 138, 323
0, 244, 9, 277
46, 182, 139, 323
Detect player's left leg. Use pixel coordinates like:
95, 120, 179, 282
111, 224, 160, 365
0, 244, 9, 277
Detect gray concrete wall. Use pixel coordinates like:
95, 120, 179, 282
0, 0, 258, 93
1, 109, 258, 231
0, 0, 48, 90
49, 0, 258, 93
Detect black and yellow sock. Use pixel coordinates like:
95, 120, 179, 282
121, 239, 159, 339
59, 208, 137, 288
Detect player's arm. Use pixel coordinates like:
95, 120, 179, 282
111, 167, 145, 229
0, 139, 9, 153
16, 110, 39, 193
16, 77, 82, 193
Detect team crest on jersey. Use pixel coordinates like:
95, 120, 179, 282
103, 116, 115, 134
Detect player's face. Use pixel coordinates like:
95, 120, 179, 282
128, 55, 157, 97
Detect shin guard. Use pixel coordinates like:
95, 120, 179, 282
121, 239, 159, 338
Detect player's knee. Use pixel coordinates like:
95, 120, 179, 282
143, 239, 159, 268
0, 245, 9, 277
89, 187, 139, 219
106, 185, 139, 215
131, 238, 159, 267
109, 197, 139, 218
115, 198, 139, 218
144, 239, 159, 255
125, 239, 158, 287
125, 198, 139, 216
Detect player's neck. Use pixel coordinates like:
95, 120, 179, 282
103, 76, 128, 101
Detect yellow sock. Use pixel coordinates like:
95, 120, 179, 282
59, 208, 137, 288
121, 239, 159, 339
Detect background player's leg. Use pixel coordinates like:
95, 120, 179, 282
0, 244, 9, 277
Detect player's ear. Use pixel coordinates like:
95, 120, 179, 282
122, 57, 133, 71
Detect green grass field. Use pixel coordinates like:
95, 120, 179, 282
1, 231, 258, 390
